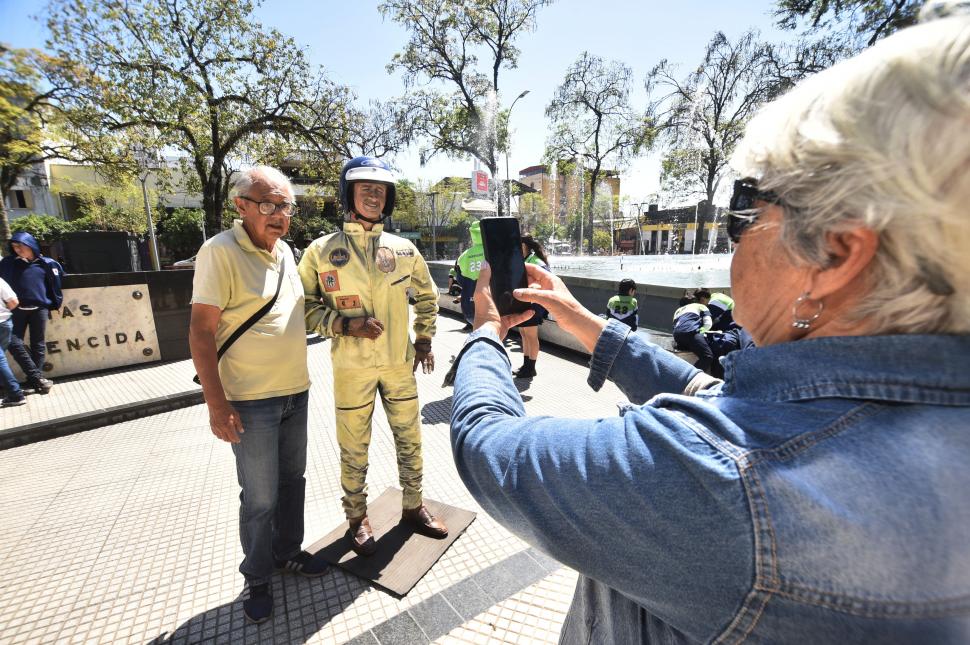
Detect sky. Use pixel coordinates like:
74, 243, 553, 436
0, 0, 790, 206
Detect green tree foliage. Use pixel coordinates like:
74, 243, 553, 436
592, 229, 612, 253
0, 46, 83, 247
380, 0, 553, 216
51, 178, 151, 233
392, 178, 420, 229
546, 52, 653, 254
775, 0, 921, 49
532, 218, 564, 248
284, 206, 337, 249
426, 179, 468, 260
46, 0, 354, 237
157, 208, 204, 261
518, 192, 551, 236
9, 214, 75, 240
0, 46, 43, 247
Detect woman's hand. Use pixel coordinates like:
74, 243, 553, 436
512, 264, 607, 352
473, 263, 536, 339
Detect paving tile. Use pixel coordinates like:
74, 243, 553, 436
370, 611, 429, 645
407, 593, 464, 641
473, 550, 546, 603
440, 577, 493, 621
343, 631, 380, 645
0, 313, 634, 644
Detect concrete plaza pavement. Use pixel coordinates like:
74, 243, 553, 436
0, 312, 636, 644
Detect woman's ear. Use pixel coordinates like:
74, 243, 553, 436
808, 227, 879, 299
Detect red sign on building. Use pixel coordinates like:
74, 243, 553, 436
472, 170, 489, 195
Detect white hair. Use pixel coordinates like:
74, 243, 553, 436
232, 165, 294, 197
731, 16, 970, 334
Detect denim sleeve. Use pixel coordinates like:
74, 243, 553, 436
450, 328, 753, 640
588, 318, 700, 404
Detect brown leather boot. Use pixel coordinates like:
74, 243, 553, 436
402, 505, 448, 538
347, 516, 376, 556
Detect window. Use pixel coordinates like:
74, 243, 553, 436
9, 190, 31, 210
61, 194, 82, 219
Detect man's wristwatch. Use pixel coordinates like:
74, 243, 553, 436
341, 316, 351, 336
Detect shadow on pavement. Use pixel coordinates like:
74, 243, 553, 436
147, 569, 366, 644
421, 377, 533, 426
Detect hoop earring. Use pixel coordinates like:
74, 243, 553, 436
791, 292, 824, 329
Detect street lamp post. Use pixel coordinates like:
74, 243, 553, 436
632, 202, 647, 255
133, 145, 161, 271
505, 89, 530, 219
427, 191, 438, 260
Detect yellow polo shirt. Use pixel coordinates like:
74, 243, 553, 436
191, 220, 310, 401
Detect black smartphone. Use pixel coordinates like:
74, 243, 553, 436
480, 217, 531, 316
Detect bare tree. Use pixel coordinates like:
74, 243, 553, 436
339, 99, 419, 160
646, 31, 781, 210
775, 0, 922, 49
546, 52, 653, 254
380, 0, 553, 216
422, 178, 466, 259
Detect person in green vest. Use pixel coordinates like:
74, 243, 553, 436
694, 288, 753, 377
672, 290, 714, 373
455, 220, 484, 331
512, 235, 551, 379
447, 263, 461, 297
698, 288, 736, 331
607, 278, 639, 331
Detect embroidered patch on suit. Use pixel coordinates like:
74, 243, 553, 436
395, 248, 415, 257
329, 248, 350, 267
336, 294, 362, 310
375, 247, 397, 273
320, 270, 340, 292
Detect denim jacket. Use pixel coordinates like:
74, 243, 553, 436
451, 320, 970, 643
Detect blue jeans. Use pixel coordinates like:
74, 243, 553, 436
458, 275, 477, 323
9, 307, 47, 381
0, 319, 23, 398
230, 390, 309, 585
673, 330, 714, 374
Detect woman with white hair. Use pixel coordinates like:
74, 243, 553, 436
449, 14, 970, 643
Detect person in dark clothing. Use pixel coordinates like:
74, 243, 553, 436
455, 221, 484, 332
0, 232, 62, 393
672, 289, 714, 374
447, 263, 462, 297
511, 235, 551, 379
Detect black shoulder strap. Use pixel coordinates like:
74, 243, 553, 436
216, 255, 286, 361
193, 255, 287, 385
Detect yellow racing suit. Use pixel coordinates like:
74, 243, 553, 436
298, 222, 438, 519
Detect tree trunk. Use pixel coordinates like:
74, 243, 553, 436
587, 165, 600, 255
0, 189, 10, 251
486, 159, 504, 218
203, 167, 225, 237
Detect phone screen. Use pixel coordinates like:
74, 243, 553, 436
480, 217, 531, 316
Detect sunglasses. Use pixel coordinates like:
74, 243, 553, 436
727, 179, 783, 243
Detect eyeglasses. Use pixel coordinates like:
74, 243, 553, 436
727, 178, 783, 243
238, 195, 298, 217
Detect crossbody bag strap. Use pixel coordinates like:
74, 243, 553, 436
193, 255, 287, 385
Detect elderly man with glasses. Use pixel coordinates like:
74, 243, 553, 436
189, 165, 326, 625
